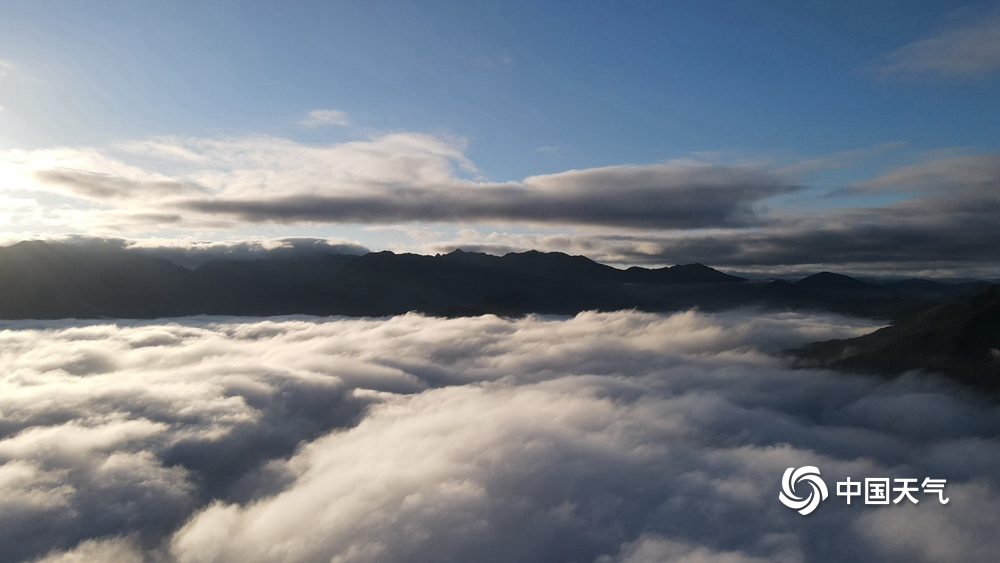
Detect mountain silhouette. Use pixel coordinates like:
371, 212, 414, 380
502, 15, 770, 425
793, 285, 1000, 391
0, 240, 941, 321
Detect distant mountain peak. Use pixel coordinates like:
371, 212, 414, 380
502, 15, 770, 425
669, 263, 713, 272
796, 272, 868, 287
622, 262, 744, 285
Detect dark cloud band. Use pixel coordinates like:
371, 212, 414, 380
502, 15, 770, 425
179, 165, 795, 229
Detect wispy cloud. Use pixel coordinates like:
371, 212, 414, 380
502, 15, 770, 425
33, 169, 203, 200
850, 152, 1000, 194
877, 11, 1000, 79
778, 142, 907, 175
298, 109, 349, 128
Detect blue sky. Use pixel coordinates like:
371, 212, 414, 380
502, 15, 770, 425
1, 1, 999, 275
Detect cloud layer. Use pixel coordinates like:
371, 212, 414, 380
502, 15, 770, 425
4, 134, 795, 232
182, 162, 791, 229
1, 310, 998, 562
425, 152, 1000, 275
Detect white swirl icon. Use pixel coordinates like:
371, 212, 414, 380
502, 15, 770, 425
779, 466, 828, 515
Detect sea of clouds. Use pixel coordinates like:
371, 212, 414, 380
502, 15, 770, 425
0, 310, 998, 562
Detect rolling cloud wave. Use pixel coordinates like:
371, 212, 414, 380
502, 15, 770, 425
0, 311, 996, 562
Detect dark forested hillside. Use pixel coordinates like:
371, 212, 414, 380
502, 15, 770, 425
793, 285, 1000, 391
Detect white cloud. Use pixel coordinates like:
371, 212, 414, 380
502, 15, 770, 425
298, 109, 350, 128
34, 537, 145, 563
857, 480, 1000, 562
1, 310, 997, 561
877, 12, 1000, 78
604, 535, 784, 563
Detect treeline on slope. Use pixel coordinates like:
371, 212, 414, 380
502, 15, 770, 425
0, 240, 984, 321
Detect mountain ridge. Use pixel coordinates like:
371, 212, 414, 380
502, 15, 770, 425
0, 240, 950, 321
